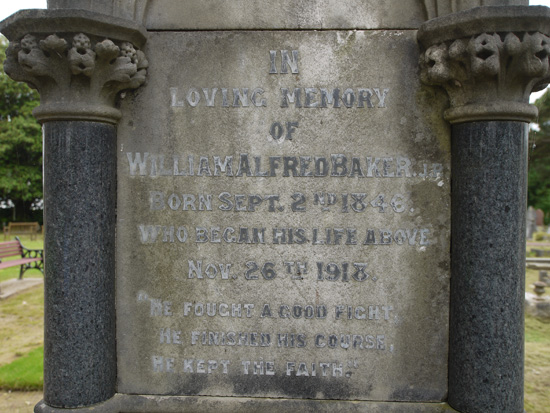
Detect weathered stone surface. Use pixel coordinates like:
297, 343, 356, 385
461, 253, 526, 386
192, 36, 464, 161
418, 6, 550, 123
0, 9, 147, 46
115, 29, 451, 402
47, 0, 528, 30
0, 8, 149, 410
525, 291, 550, 319
34, 394, 460, 412
1, 2, 538, 412
0, 9, 148, 124
527, 206, 538, 239
536, 208, 545, 227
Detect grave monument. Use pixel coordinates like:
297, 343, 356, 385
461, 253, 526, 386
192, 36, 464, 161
1, 1, 549, 412
536, 208, 544, 227
527, 206, 538, 239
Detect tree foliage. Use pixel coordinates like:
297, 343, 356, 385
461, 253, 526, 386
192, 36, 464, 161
0, 36, 42, 223
529, 88, 550, 225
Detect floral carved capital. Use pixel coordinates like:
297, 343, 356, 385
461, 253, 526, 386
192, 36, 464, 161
418, 6, 550, 124
0, 9, 148, 124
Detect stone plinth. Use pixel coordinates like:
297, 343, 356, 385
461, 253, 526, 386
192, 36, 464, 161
0, 2, 546, 413
525, 292, 550, 319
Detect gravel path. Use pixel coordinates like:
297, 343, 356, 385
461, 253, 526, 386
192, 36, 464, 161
0, 391, 42, 412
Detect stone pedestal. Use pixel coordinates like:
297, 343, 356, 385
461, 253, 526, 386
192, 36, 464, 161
419, 6, 550, 413
0, 9, 148, 409
0, 3, 548, 413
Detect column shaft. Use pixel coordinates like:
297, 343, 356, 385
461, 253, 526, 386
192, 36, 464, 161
43, 121, 117, 408
449, 121, 527, 413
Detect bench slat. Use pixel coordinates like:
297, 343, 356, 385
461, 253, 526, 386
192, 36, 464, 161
0, 243, 23, 250
0, 241, 22, 247
0, 248, 23, 258
0, 257, 41, 270
7, 223, 38, 229
0, 245, 22, 252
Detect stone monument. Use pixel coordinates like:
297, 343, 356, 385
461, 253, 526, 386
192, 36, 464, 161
527, 206, 538, 239
1, 1, 548, 412
536, 208, 544, 227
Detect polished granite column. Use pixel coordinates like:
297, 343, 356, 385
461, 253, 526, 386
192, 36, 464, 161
0, 9, 147, 409
419, 6, 550, 412
42, 121, 117, 407
449, 120, 527, 412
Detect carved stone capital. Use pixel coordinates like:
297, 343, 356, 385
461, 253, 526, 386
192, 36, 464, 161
0, 9, 148, 124
418, 6, 550, 123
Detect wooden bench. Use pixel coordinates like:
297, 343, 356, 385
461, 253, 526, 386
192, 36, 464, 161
3, 222, 40, 241
0, 237, 43, 279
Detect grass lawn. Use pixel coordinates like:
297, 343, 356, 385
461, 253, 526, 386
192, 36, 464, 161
0, 287, 43, 367
525, 310, 550, 412
0, 347, 43, 390
524, 245, 550, 412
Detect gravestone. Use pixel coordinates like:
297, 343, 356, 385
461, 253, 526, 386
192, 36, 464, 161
117, 19, 451, 404
527, 206, 537, 240
539, 270, 550, 286
1, 1, 548, 412
536, 208, 545, 227
525, 281, 550, 320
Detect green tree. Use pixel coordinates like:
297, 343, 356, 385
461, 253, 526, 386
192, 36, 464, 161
529, 88, 550, 225
0, 36, 42, 224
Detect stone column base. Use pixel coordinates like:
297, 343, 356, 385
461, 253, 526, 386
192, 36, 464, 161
35, 395, 460, 413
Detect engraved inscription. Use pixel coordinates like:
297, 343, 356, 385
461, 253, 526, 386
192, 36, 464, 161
126, 153, 443, 179
117, 33, 450, 400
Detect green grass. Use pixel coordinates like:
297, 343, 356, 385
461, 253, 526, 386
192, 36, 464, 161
0, 346, 43, 391
0, 286, 43, 368
0, 236, 43, 282
526, 312, 550, 343
0, 285, 44, 391
524, 250, 550, 412
525, 314, 550, 412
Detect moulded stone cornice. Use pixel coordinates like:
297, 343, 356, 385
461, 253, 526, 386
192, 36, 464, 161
0, 9, 147, 47
0, 9, 148, 124
418, 6, 550, 124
